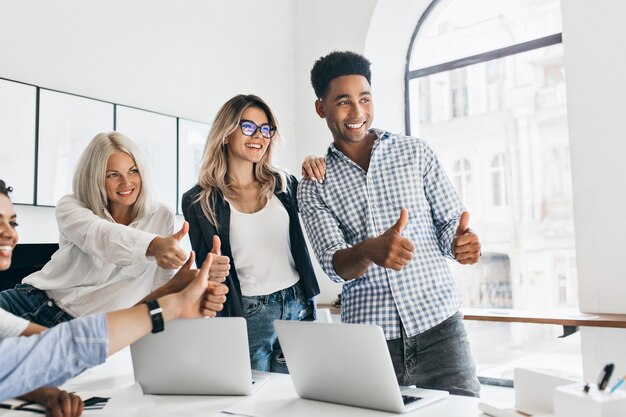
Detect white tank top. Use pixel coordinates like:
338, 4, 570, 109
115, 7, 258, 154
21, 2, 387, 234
228, 194, 300, 296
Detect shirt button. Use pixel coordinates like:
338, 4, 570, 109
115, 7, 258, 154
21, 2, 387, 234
47, 301, 53, 307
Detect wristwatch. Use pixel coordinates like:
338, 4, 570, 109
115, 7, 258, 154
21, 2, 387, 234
145, 299, 164, 333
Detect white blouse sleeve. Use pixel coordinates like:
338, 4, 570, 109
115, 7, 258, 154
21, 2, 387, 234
0, 308, 29, 338
152, 210, 177, 289
55, 195, 157, 266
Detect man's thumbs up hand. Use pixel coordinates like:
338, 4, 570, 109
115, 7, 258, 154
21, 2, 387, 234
452, 211, 481, 265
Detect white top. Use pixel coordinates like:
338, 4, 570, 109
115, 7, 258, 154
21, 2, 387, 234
229, 195, 300, 296
24, 194, 176, 317
0, 307, 28, 338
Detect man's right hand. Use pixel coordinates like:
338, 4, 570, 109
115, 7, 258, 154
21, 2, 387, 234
209, 235, 230, 283
146, 222, 190, 269
366, 208, 415, 271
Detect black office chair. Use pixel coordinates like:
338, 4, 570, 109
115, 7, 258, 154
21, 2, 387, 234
0, 243, 59, 291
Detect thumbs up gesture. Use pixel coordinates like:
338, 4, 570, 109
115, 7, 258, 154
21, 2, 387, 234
368, 209, 416, 271
452, 211, 481, 265
208, 235, 230, 283
146, 221, 190, 269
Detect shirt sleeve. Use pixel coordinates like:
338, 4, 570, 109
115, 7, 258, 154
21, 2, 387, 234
0, 308, 29, 338
0, 313, 108, 402
55, 194, 158, 266
420, 140, 464, 259
297, 178, 350, 283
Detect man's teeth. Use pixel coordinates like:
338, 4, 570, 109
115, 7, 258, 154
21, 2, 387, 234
246, 143, 262, 149
346, 122, 365, 129
0, 245, 13, 253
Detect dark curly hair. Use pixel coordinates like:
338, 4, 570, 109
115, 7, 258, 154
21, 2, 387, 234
311, 51, 372, 99
0, 180, 12, 198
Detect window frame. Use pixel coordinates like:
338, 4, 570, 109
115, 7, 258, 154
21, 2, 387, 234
404, 0, 563, 135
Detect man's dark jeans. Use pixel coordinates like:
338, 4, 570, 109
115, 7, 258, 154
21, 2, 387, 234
387, 311, 480, 397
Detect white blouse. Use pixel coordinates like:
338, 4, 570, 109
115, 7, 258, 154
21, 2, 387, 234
229, 195, 300, 297
0, 308, 28, 338
23, 194, 176, 317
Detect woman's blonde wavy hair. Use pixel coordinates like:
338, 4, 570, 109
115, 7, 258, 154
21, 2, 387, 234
72, 132, 155, 222
196, 94, 286, 228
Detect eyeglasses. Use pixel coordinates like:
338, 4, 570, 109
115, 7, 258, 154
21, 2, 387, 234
239, 119, 276, 139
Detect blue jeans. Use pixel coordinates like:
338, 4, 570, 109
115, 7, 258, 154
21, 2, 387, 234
0, 284, 74, 327
242, 281, 314, 374
387, 312, 480, 397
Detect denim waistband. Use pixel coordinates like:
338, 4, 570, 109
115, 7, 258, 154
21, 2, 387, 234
245, 280, 305, 304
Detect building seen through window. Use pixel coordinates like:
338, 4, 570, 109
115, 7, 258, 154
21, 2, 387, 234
406, 0, 577, 313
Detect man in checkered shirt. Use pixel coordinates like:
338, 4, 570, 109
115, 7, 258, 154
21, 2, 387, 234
298, 51, 482, 397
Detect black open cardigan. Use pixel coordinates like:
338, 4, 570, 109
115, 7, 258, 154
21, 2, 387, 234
181, 174, 320, 317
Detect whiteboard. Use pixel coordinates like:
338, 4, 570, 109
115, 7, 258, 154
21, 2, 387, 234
177, 118, 210, 214
115, 106, 177, 211
0, 79, 36, 204
37, 89, 114, 206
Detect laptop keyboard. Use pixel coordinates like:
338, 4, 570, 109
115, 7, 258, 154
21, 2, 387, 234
402, 395, 423, 405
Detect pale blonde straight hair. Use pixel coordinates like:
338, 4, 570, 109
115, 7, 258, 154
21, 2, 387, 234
196, 94, 286, 228
72, 132, 155, 222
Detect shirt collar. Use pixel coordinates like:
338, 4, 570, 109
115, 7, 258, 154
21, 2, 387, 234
101, 203, 157, 226
326, 128, 389, 159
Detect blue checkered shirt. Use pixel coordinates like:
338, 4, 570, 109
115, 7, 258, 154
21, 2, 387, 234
298, 129, 463, 340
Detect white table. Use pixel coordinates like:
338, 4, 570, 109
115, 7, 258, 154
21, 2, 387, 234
1, 348, 494, 417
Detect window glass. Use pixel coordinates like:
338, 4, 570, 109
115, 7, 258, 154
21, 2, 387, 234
407, 0, 578, 383
409, 0, 563, 70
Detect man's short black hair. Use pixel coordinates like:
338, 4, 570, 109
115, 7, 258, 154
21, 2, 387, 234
311, 51, 372, 99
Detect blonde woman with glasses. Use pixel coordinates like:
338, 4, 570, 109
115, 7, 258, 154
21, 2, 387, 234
182, 94, 320, 373
0, 132, 195, 327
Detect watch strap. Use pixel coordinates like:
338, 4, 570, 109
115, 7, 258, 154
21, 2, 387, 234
145, 299, 164, 334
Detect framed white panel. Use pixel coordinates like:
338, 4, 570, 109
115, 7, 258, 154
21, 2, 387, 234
177, 118, 210, 214
37, 90, 114, 206
116, 106, 177, 211
0, 79, 36, 204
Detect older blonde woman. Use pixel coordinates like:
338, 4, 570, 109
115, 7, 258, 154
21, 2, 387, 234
0, 132, 190, 327
0, 179, 228, 404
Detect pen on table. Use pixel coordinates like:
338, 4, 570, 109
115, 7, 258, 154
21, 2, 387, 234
610, 376, 625, 393
0, 403, 45, 414
598, 363, 615, 391
220, 411, 258, 417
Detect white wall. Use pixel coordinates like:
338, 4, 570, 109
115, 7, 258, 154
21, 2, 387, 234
292, 0, 378, 302
364, 0, 432, 134
0, 0, 297, 241
561, 0, 626, 382
1, 0, 380, 302
561, 0, 626, 315
293, 0, 378, 162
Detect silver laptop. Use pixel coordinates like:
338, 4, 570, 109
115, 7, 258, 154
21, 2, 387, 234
130, 317, 268, 395
274, 320, 449, 413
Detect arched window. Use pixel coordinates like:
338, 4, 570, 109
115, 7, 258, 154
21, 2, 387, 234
406, 0, 578, 314
452, 158, 472, 202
